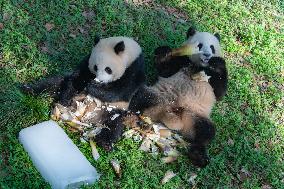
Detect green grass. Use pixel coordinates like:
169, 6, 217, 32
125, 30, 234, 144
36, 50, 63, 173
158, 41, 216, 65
0, 0, 283, 188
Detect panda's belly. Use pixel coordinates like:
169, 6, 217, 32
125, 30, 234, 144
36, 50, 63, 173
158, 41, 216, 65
144, 71, 215, 120
179, 81, 216, 117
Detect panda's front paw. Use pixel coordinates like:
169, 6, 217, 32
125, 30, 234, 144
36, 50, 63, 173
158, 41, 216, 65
207, 57, 226, 73
87, 83, 103, 97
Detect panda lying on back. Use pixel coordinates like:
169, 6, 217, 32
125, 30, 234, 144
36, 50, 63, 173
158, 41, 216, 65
22, 36, 146, 148
129, 28, 228, 167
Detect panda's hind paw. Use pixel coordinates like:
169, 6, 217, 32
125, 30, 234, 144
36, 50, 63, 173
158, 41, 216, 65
94, 134, 114, 152
188, 144, 210, 168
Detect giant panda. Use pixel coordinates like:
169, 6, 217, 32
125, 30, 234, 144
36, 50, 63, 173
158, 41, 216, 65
21, 36, 146, 149
127, 28, 228, 167
155, 27, 221, 77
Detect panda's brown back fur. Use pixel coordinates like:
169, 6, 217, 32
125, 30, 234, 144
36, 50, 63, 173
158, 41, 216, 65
143, 68, 216, 138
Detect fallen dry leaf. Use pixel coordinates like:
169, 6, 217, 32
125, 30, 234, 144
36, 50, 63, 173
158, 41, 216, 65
51, 106, 60, 121
188, 173, 197, 185
110, 159, 121, 178
161, 156, 177, 163
227, 138, 234, 146
133, 133, 143, 142
239, 167, 251, 181
122, 129, 136, 138
60, 111, 73, 121
41, 46, 49, 53
139, 138, 152, 152
164, 148, 179, 157
0, 23, 4, 30
69, 33, 76, 38
65, 121, 83, 131
90, 139, 100, 160
74, 101, 87, 119
161, 170, 176, 184
82, 10, 95, 20
45, 23, 55, 31
254, 141, 260, 149
3, 13, 11, 21
261, 184, 272, 189
78, 27, 87, 34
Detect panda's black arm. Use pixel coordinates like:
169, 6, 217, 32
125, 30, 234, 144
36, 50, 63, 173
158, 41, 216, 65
204, 57, 228, 101
154, 46, 191, 78
58, 55, 95, 106
116, 54, 146, 101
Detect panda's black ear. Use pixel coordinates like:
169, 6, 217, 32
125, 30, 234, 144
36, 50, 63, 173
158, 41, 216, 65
187, 27, 196, 38
114, 41, 125, 54
214, 33, 221, 42
94, 35, 100, 46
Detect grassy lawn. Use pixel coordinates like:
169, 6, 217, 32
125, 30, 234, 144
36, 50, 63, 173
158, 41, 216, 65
0, 0, 283, 188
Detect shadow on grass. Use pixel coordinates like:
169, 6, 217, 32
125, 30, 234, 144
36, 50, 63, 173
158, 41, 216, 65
0, 0, 283, 188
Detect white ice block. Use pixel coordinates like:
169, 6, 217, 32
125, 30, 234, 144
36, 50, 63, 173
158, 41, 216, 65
19, 120, 100, 189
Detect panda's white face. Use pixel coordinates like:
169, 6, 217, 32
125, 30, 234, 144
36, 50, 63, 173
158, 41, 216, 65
185, 32, 221, 67
88, 37, 142, 84
89, 51, 126, 83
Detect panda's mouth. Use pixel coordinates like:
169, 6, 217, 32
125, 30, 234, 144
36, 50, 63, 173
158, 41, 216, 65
93, 78, 102, 83
201, 58, 210, 64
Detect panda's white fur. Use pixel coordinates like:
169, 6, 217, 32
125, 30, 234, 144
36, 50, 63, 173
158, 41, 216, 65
88, 37, 142, 83
184, 32, 222, 66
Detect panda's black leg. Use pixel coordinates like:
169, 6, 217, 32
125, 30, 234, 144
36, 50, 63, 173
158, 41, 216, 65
20, 75, 65, 96
187, 117, 216, 168
94, 109, 126, 151
154, 46, 191, 78
128, 86, 159, 114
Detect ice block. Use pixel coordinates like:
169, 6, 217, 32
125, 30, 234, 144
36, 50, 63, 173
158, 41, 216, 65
19, 120, 100, 189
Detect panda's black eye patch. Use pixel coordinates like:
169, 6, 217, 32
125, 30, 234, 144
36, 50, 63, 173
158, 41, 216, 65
210, 45, 215, 54
94, 65, 98, 72
198, 43, 203, 50
105, 67, 112, 74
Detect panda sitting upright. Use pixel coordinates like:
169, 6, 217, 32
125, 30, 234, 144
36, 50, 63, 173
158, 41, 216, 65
128, 27, 228, 167
22, 36, 146, 148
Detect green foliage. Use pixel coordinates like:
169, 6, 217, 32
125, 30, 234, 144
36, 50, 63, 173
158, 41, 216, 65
0, 0, 283, 188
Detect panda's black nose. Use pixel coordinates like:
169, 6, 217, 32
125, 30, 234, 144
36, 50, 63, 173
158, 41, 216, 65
204, 53, 211, 58
94, 65, 98, 72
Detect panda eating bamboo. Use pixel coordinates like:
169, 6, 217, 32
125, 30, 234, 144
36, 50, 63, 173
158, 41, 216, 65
127, 27, 228, 167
